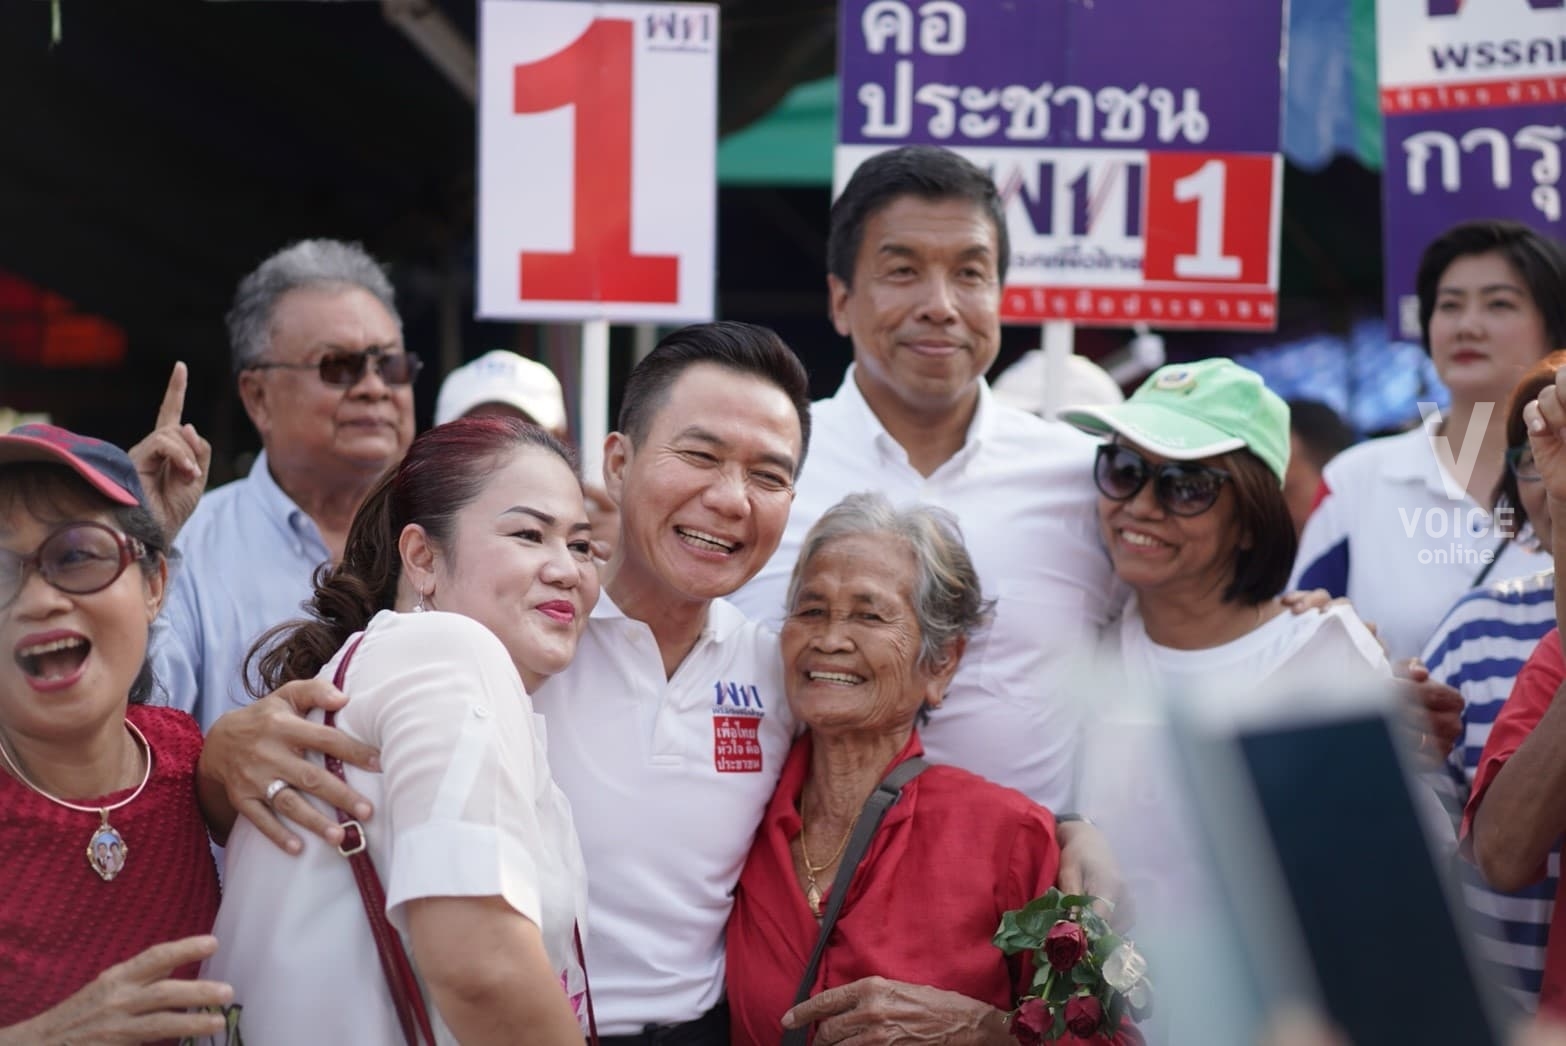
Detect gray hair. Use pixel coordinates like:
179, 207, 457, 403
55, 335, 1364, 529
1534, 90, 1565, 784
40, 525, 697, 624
226, 239, 400, 373
786, 492, 995, 671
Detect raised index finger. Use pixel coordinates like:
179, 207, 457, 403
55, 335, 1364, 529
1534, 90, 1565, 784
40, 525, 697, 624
155, 361, 189, 430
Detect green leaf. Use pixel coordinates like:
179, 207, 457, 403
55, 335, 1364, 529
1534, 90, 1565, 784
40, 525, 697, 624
1107, 989, 1128, 1032
1033, 965, 1054, 992
1092, 933, 1124, 963
1078, 907, 1114, 939
1071, 963, 1098, 986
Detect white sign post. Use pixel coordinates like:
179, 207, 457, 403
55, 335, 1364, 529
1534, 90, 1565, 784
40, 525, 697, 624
478, 0, 718, 482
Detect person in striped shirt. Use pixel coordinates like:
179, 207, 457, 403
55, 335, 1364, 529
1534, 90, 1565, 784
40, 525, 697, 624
1424, 351, 1566, 1013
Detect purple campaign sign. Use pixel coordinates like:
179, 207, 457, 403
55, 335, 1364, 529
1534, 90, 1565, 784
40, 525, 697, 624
1382, 105, 1566, 340
839, 0, 1285, 155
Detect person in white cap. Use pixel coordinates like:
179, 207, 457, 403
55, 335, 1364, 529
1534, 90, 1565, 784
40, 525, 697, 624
434, 350, 569, 434
435, 350, 620, 559
991, 349, 1126, 416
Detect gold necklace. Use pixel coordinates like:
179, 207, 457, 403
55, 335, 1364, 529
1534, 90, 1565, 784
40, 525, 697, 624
0, 720, 152, 882
799, 809, 855, 917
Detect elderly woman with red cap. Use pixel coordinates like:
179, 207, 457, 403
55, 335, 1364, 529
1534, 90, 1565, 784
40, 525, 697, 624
0, 425, 229, 1044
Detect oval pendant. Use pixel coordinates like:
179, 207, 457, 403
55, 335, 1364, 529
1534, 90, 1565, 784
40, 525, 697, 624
87, 817, 127, 882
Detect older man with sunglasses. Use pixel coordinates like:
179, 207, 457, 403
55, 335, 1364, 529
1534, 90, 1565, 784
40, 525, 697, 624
153, 239, 417, 732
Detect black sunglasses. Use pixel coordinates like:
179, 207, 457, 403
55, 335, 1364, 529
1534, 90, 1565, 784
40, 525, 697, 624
246, 347, 422, 387
1094, 443, 1231, 517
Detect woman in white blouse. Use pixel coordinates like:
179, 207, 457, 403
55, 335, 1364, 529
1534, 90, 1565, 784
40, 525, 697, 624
203, 416, 598, 1045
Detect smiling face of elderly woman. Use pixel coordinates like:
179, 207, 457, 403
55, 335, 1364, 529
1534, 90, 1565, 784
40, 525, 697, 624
780, 532, 963, 739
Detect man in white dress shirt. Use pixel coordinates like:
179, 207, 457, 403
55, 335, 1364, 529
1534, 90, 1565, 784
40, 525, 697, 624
730, 145, 1120, 812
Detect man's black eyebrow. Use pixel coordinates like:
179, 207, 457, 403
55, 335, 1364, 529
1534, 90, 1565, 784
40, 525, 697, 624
674, 426, 796, 476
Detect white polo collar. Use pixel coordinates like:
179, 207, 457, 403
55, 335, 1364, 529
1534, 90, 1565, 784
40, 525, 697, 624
590, 588, 750, 646
1382, 409, 1474, 504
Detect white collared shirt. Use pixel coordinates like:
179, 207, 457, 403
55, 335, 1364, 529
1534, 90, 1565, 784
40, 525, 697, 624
1291, 412, 1550, 663
530, 594, 794, 1033
729, 367, 1120, 808
207, 610, 590, 1044
152, 451, 332, 732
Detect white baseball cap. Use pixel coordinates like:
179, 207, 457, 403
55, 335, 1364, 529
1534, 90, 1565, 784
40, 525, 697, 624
435, 350, 568, 431
992, 350, 1125, 416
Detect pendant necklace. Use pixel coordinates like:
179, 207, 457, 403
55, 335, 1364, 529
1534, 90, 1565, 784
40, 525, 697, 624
799, 811, 854, 917
0, 720, 152, 882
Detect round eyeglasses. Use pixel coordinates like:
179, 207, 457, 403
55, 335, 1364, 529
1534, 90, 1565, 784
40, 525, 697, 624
245, 347, 422, 388
1093, 444, 1231, 517
0, 522, 149, 607
1505, 444, 1541, 482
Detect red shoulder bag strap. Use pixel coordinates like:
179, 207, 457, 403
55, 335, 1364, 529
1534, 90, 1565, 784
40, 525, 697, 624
575, 924, 601, 1046
324, 636, 438, 1046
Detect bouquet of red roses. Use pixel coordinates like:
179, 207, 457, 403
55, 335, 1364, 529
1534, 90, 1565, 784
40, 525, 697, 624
993, 887, 1150, 1044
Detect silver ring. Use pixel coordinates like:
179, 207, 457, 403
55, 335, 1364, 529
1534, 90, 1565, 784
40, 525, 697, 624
264, 778, 290, 804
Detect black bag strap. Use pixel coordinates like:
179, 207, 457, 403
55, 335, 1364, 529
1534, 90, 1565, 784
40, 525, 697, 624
1471, 535, 1512, 589
781, 756, 929, 1046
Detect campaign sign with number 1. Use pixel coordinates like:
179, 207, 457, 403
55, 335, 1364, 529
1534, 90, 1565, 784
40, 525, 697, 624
837, 0, 1286, 331
478, 0, 718, 322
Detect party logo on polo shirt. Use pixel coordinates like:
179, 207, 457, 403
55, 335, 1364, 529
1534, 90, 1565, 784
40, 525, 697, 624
712, 680, 765, 773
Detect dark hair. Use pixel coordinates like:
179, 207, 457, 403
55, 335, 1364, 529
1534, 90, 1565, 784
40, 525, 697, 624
827, 145, 1009, 287
0, 463, 170, 705
1286, 400, 1356, 470
1415, 220, 1566, 353
248, 416, 576, 695
1498, 349, 1566, 529
616, 321, 812, 474
1219, 449, 1298, 606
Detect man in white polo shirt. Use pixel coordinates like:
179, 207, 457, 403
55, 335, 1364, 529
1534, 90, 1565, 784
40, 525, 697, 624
530, 321, 809, 1043
730, 145, 1121, 813
200, 319, 1120, 1043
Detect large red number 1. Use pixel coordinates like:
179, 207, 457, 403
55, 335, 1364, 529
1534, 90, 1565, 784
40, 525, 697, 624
513, 19, 678, 303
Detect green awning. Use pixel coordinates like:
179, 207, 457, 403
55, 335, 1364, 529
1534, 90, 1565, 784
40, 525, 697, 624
717, 76, 836, 187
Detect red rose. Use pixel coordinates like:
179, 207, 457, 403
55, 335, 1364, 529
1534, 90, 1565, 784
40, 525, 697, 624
1064, 995, 1103, 1038
1043, 919, 1088, 971
1011, 998, 1050, 1045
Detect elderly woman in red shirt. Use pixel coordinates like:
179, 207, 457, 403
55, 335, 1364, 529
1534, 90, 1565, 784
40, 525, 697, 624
725, 492, 1138, 1046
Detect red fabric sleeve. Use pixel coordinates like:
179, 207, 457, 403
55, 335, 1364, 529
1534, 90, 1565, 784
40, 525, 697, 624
1309, 476, 1330, 514
1462, 628, 1566, 851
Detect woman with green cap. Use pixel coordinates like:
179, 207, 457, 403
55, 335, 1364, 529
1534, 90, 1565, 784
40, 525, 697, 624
1062, 357, 1389, 690
1059, 358, 1396, 1045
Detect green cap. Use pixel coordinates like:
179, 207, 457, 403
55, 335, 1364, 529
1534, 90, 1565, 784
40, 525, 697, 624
1060, 358, 1290, 484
